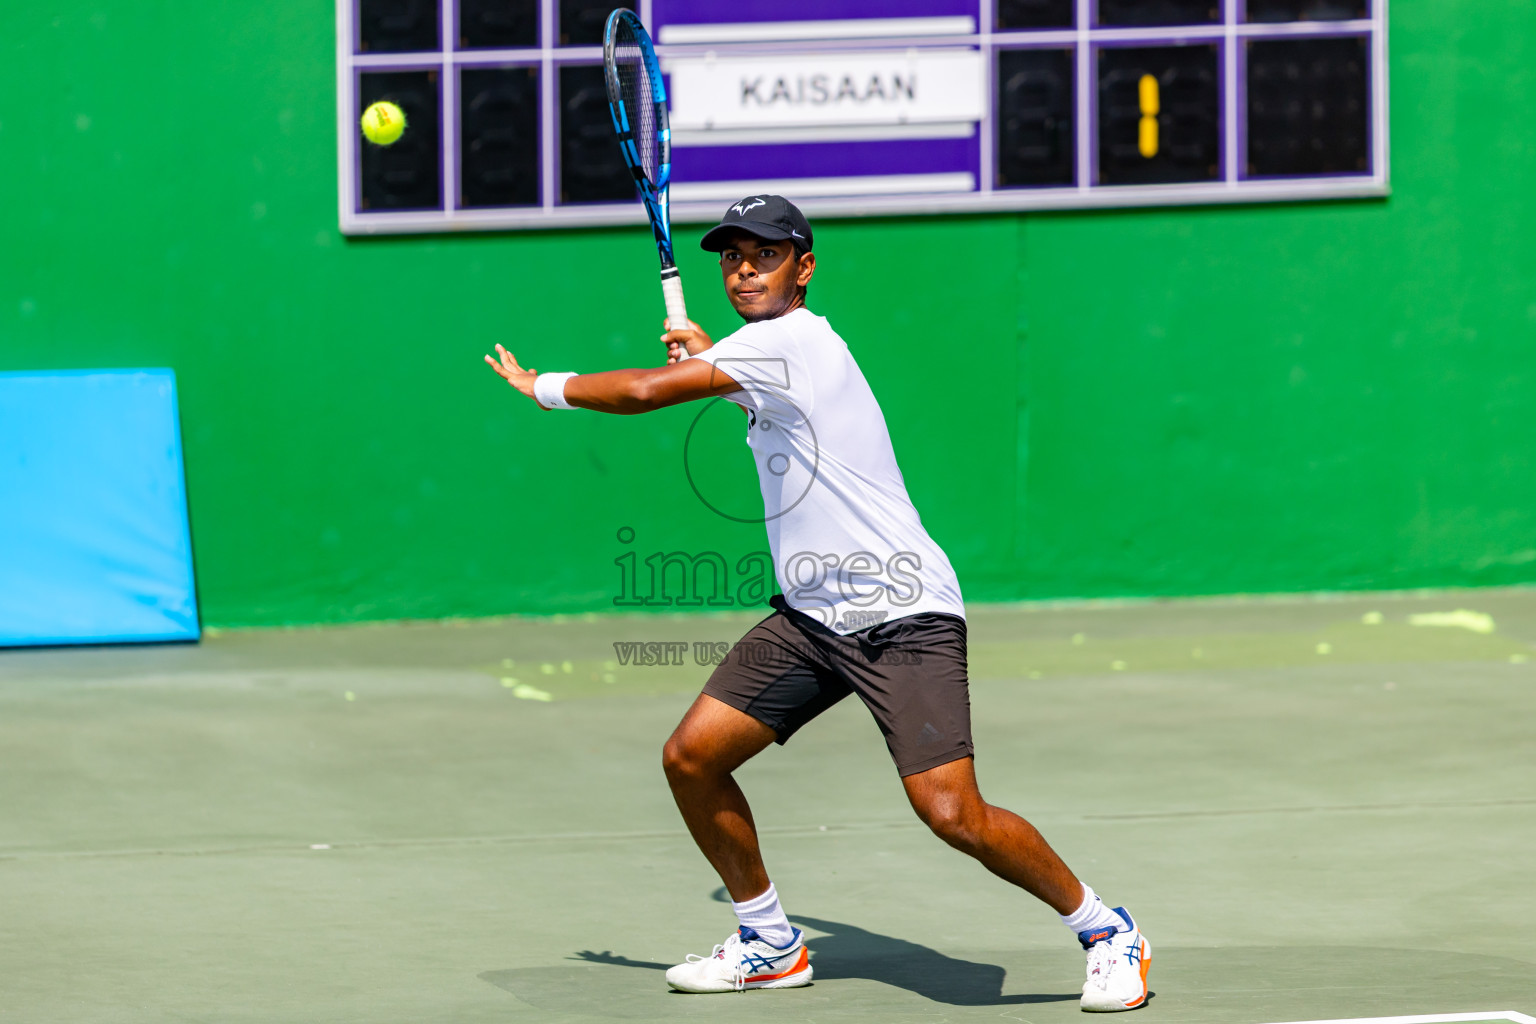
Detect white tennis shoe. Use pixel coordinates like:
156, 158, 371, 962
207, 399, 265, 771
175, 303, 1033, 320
1078, 907, 1151, 1012
664, 926, 812, 993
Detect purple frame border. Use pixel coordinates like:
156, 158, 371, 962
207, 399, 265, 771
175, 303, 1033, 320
340, 0, 1388, 230
991, 42, 1080, 191
453, 59, 545, 210
1236, 29, 1374, 182
1088, 36, 1227, 188
353, 63, 447, 215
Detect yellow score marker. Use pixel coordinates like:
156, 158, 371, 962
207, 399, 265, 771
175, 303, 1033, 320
1138, 73, 1159, 159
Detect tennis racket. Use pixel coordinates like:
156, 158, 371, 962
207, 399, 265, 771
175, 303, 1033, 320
602, 9, 690, 362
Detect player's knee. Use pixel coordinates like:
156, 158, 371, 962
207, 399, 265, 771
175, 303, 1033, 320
916, 791, 985, 850
661, 734, 709, 785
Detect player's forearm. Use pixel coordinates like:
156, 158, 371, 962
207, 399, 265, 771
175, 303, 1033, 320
561, 368, 681, 415
536, 356, 735, 414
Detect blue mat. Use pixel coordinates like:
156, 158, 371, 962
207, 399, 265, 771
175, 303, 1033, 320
0, 370, 199, 646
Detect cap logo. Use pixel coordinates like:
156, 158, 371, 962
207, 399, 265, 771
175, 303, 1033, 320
731, 197, 768, 216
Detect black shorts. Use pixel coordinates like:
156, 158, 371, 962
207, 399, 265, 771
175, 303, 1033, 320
702, 596, 973, 777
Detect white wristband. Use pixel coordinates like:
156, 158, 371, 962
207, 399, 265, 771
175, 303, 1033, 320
533, 372, 578, 411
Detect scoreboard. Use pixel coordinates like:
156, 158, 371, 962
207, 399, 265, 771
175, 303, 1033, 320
336, 0, 1387, 234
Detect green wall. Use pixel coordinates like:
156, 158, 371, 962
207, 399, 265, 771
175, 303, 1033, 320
3, 3, 1533, 628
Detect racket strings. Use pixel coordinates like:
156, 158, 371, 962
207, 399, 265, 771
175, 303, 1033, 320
612, 23, 662, 182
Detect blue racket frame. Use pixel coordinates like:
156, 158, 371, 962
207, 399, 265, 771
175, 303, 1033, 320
602, 9, 676, 267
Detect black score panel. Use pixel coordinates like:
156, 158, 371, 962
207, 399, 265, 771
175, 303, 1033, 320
359, 70, 442, 210
558, 0, 609, 45
558, 65, 634, 203
461, 67, 540, 207
996, 48, 1075, 187
358, 0, 439, 53
1245, 0, 1366, 22
1098, 44, 1219, 185
460, 0, 538, 48
1097, 0, 1219, 26
996, 0, 1075, 30
1246, 36, 1369, 176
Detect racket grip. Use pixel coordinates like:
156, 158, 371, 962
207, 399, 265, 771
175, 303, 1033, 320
661, 267, 690, 362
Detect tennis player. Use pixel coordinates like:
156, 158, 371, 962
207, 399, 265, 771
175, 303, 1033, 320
484, 195, 1151, 1011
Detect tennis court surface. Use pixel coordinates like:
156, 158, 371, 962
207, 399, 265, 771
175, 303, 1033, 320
3, 588, 1533, 1024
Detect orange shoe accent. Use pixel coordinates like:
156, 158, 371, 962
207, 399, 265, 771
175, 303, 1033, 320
1124, 939, 1151, 1007
749, 946, 809, 983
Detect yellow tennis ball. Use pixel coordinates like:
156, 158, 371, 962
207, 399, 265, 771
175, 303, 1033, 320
361, 101, 406, 146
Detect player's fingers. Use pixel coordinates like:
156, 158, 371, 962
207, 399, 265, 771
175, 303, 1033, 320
484, 354, 511, 379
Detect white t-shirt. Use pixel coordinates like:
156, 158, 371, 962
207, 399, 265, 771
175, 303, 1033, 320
695, 307, 965, 634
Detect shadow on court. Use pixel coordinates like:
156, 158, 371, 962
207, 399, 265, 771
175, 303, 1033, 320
483, 938, 1536, 1020
789, 915, 1080, 1005
484, 914, 1078, 1008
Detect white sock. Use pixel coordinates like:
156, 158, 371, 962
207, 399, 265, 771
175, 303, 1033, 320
1059, 884, 1125, 941
732, 883, 795, 948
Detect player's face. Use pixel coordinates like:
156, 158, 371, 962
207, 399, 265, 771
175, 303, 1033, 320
718, 233, 813, 322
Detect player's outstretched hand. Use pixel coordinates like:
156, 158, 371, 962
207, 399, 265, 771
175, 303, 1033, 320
661, 318, 714, 365
484, 344, 541, 405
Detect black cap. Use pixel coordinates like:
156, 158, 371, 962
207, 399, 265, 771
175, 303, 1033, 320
699, 195, 813, 253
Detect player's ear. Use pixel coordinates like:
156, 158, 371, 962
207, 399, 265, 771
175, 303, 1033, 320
796, 252, 815, 287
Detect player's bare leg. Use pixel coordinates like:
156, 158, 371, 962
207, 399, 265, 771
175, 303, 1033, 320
904, 756, 1151, 1010
661, 695, 813, 992
902, 755, 1083, 913
661, 694, 777, 901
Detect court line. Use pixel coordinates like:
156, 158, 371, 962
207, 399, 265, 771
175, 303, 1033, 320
0, 820, 928, 863
1086, 797, 1536, 821
8, 796, 1532, 861
1256, 1013, 1535, 1024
